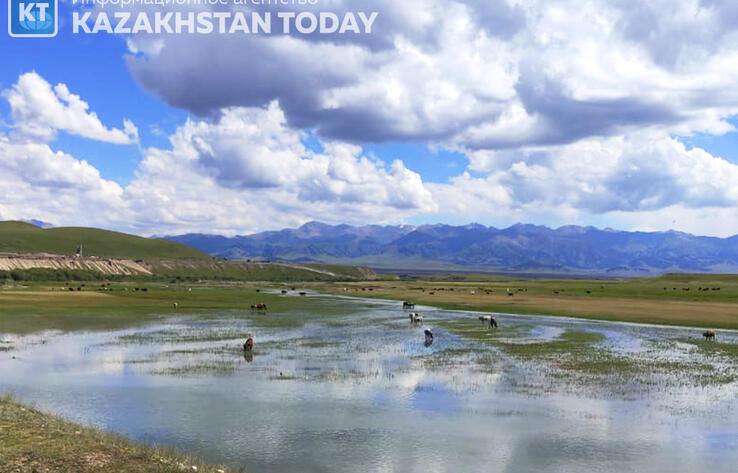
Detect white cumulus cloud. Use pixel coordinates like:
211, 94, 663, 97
2, 72, 139, 145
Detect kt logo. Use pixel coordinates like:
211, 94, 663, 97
8, 0, 57, 37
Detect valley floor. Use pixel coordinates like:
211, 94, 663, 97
313, 274, 738, 330
2, 274, 738, 334
2, 275, 738, 472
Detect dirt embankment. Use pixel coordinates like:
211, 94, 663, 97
0, 254, 151, 275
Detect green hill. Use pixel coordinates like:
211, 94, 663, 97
0, 221, 210, 260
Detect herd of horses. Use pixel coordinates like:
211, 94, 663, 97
406, 301, 498, 347
236, 298, 719, 353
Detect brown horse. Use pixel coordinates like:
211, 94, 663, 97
251, 303, 268, 310
243, 338, 254, 351
703, 330, 716, 341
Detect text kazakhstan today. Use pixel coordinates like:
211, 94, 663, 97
72, 6, 378, 35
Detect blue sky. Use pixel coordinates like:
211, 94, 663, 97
0, 12, 471, 185
0, 8, 185, 183
3, 1, 738, 237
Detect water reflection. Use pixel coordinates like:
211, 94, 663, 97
1, 295, 738, 473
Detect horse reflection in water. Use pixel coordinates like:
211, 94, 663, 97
243, 337, 255, 362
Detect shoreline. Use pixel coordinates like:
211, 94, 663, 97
0, 395, 236, 473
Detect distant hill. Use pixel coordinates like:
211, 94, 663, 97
0, 221, 210, 260
166, 221, 738, 275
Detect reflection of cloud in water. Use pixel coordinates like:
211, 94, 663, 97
411, 382, 459, 414
3, 297, 738, 473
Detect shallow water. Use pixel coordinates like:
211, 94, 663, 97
2, 294, 738, 473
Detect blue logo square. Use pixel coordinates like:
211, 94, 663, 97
8, 0, 57, 37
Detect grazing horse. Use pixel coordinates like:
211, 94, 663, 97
478, 315, 498, 328
703, 330, 716, 341
403, 301, 415, 310
409, 312, 423, 323
243, 338, 254, 351
251, 303, 268, 310
424, 329, 434, 346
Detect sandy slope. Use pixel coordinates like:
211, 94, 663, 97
0, 254, 151, 275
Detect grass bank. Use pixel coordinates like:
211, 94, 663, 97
0, 396, 235, 473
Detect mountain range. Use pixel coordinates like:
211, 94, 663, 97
165, 222, 738, 275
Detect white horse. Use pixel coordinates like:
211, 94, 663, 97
409, 312, 424, 323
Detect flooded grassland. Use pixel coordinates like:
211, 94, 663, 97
2, 289, 738, 473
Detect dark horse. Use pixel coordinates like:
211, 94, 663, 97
703, 330, 716, 341
243, 338, 254, 351
251, 303, 268, 310
403, 301, 415, 310
478, 315, 498, 329
424, 329, 434, 346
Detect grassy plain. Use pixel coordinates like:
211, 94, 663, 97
0, 282, 329, 334
314, 273, 738, 329
2, 274, 738, 335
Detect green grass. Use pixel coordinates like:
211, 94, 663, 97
0, 396, 237, 473
0, 221, 209, 260
676, 337, 738, 356
151, 361, 237, 377
436, 321, 737, 384
118, 329, 254, 345
0, 282, 344, 334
